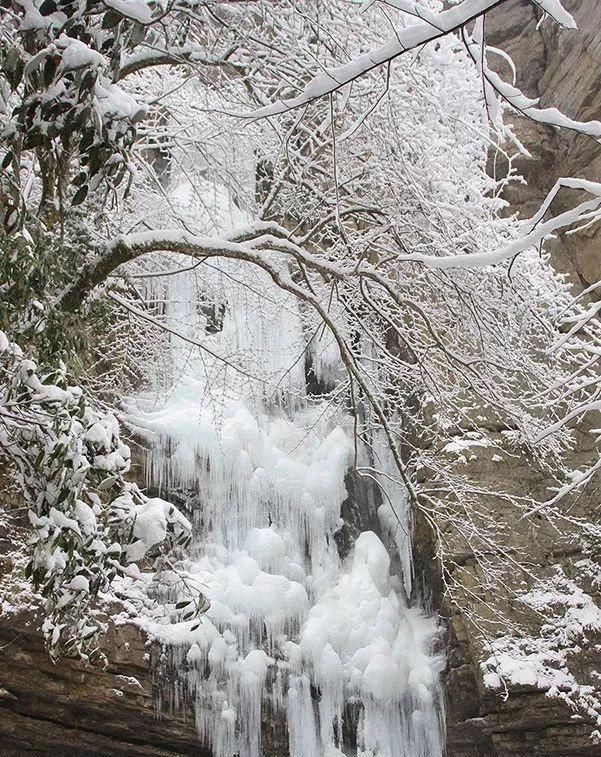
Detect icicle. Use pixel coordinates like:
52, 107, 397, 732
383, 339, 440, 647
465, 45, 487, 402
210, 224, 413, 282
126, 258, 445, 756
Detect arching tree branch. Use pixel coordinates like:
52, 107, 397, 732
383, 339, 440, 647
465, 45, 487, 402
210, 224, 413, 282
116, 45, 243, 81
55, 178, 601, 313
54, 224, 343, 313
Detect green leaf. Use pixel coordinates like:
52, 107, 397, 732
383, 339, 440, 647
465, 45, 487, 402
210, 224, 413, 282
55, 487, 71, 505
23, 132, 44, 150
4, 45, 19, 72
112, 164, 127, 187
79, 129, 95, 153
97, 475, 118, 491
24, 48, 51, 77
74, 104, 92, 129
128, 23, 146, 47
198, 594, 211, 613
43, 57, 58, 87
102, 9, 122, 28
71, 184, 88, 206
39, 0, 57, 16
79, 70, 97, 96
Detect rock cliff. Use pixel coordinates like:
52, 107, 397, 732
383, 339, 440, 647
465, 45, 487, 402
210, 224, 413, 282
486, 0, 601, 287
443, 3, 601, 753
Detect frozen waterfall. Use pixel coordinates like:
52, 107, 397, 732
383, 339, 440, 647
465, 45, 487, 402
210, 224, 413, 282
124, 256, 445, 757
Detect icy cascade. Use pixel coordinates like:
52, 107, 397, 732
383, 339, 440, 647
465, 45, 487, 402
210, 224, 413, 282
125, 261, 445, 756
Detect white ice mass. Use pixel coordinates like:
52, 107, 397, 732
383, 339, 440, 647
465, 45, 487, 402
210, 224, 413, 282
122, 248, 445, 756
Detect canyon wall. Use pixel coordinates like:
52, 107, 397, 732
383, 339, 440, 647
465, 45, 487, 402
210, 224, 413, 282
444, 2, 601, 754
487, 0, 601, 287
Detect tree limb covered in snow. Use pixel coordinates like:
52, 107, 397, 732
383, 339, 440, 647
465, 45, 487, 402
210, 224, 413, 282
56, 176, 601, 313
116, 44, 243, 82
248, 0, 508, 117
396, 179, 601, 269
248, 0, 586, 125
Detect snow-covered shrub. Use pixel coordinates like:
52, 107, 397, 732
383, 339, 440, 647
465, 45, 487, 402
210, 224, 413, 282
0, 0, 147, 230
0, 225, 167, 404
0, 329, 191, 660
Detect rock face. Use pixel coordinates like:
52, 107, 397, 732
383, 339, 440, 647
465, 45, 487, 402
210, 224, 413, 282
440, 430, 600, 757
0, 612, 207, 757
486, 0, 601, 287
441, 4, 601, 753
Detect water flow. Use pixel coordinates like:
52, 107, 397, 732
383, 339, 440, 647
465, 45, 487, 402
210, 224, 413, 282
127, 260, 445, 756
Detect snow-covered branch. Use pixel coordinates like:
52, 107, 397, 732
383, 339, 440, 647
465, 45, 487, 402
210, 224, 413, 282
116, 45, 242, 81
54, 224, 344, 312
250, 0, 509, 118
395, 179, 601, 269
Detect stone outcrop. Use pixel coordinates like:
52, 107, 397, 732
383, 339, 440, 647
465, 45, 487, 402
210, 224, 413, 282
0, 612, 206, 757
441, 4, 601, 754
486, 0, 601, 287
440, 430, 600, 757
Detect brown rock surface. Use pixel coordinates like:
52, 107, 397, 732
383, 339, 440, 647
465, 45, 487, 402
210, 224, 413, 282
440, 431, 601, 757
487, 0, 601, 287
441, 4, 601, 754
0, 611, 206, 756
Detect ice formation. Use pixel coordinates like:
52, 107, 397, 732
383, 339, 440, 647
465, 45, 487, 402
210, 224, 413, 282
124, 255, 444, 756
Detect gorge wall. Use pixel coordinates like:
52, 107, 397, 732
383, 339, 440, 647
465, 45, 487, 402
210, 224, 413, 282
443, 1, 601, 754
487, 0, 601, 287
